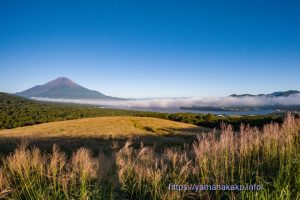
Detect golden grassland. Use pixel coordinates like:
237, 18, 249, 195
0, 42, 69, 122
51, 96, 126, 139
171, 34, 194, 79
0, 116, 207, 138
0, 114, 300, 199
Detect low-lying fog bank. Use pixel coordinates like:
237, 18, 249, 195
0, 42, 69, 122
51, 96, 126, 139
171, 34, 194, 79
32, 94, 300, 113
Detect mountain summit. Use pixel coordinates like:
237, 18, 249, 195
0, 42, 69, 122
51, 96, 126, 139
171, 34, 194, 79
43, 77, 78, 88
16, 77, 115, 99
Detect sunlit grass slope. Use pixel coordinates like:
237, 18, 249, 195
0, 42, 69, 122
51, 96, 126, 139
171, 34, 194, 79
0, 116, 206, 138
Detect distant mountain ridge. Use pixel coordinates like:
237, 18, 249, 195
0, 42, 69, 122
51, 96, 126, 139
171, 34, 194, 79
230, 90, 300, 98
16, 77, 118, 100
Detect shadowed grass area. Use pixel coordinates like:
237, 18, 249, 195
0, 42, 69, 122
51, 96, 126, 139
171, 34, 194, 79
0, 134, 200, 157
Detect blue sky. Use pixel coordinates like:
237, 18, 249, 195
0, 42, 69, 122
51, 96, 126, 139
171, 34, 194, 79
0, 0, 299, 98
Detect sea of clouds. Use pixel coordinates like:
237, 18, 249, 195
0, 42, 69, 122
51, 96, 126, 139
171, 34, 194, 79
33, 94, 300, 109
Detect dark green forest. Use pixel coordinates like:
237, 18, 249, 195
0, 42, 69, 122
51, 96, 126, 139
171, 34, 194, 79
0, 93, 142, 129
0, 92, 284, 130
138, 112, 284, 130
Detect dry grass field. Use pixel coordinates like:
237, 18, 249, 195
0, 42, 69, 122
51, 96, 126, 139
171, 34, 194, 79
0, 116, 206, 138
0, 114, 300, 199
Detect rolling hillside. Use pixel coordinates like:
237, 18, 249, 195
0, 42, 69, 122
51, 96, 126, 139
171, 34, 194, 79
0, 116, 205, 138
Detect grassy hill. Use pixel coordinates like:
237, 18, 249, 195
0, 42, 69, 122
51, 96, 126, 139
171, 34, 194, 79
0, 114, 207, 155
0, 116, 205, 138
